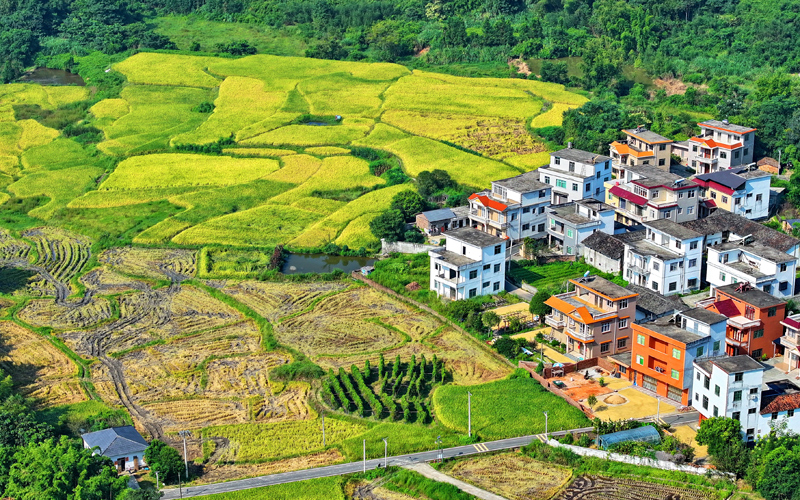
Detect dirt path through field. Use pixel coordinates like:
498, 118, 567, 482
404, 463, 509, 500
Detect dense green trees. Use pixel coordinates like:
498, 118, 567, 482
144, 440, 185, 484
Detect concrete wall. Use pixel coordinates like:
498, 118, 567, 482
382, 239, 438, 254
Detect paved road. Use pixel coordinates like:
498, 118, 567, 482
161, 430, 591, 499
161, 412, 700, 499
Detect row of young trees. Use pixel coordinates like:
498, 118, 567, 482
322, 354, 450, 423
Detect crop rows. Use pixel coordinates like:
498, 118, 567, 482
558, 476, 717, 500
24, 227, 91, 285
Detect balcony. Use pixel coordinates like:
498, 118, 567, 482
727, 316, 760, 330
469, 210, 508, 229
629, 264, 650, 276
726, 336, 748, 348
435, 273, 465, 285
545, 315, 566, 328
566, 326, 594, 342
694, 297, 716, 309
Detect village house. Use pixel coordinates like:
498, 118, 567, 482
604, 166, 700, 227
468, 171, 551, 244
545, 199, 616, 256
428, 227, 507, 300
81, 426, 149, 472
581, 231, 628, 274
609, 126, 673, 179
622, 219, 704, 295
778, 313, 800, 373
757, 157, 781, 175
628, 284, 688, 323
620, 307, 727, 405
544, 276, 637, 360
672, 120, 756, 174
537, 145, 611, 205
415, 207, 469, 236
705, 238, 797, 299
691, 167, 770, 220
701, 282, 787, 360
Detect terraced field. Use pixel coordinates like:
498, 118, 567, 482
0, 53, 585, 250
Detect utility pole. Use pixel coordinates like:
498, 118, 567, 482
155, 471, 160, 492
382, 438, 388, 468
436, 435, 443, 463
178, 430, 191, 480
656, 398, 661, 423
467, 391, 472, 438
363, 439, 366, 473
322, 412, 326, 447
544, 411, 549, 439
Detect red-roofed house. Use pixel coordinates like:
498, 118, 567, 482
778, 313, 800, 373
608, 126, 673, 179
672, 119, 755, 174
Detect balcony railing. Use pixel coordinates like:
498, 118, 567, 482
728, 317, 760, 330
629, 264, 650, 276
435, 273, 465, 285
694, 297, 716, 309
567, 327, 594, 342
593, 310, 618, 321
545, 315, 566, 328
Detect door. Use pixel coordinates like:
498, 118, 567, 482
642, 375, 658, 392
667, 385, 683, 403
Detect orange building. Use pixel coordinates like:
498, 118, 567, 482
704, 282, 786, 360
544, 276, 637, 359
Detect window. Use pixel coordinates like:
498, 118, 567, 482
696, 372, 701, 381
772, 412, 779, 420
523, 207, 530, 214
790, 410, 795, 418
602, 322, 611, 333
653, 262, 660, 271
669, 282, 677, 292
659, 158, 666, 166
652, 190, 659, 198
750, 388, 758, 395
652, 281, 659, 291
483, 264, 491, 270
676, 240, 682, 249
753, 348, 762, 359
537, 223, 545, 232
702, 396, 709, 409
780, 281, 789, 292
672, 348, 681, 359
689, 258, 697, 268
678, 207, 683, 215
494, 245, 502, 255
522, 223, 530, 231
722, 196, 728, 203
754, 329, 764, 339
769, 307, 777, 317
671, 369, 679, 380
482, 281, 490, 288
734, 372, 743, 382
544, 176, 550, 184
601, 342, 610, 353
637, 334, 645, 345
569, 161, 575, 172
493, 281, 500, 291
606, 161, 610, 170
596, 171, 601, 179
665, 210, 672, 219
567, 246, 573, 254
618, 319, 628, 329
556, 179, 566, 188
554, 157, 561, 165
713, 340, 720, 352
620, 299, 628, 308
494, 263, 501, 273
704, 376, 710, 389
539, 207, 545, 214
637, 355, 644, 365
735, 151, 740, 159
720, 152, 727, 159
566, 229, 573, 238
756, 193, 762, 201
688, 190, 695, 198
692, 145, 698, 152
617, 338, 627, 348
714, 385, 720, 396
688, 207, 694, 214
749, 408, 757, 415
469, 270, 478, 279
539, 190, 547, 198
585, 184, 591, 192
670, 263, 678, 272
780, 263, 788, 272
720, 272, 726, 282
688, 278, 698, 288
679, 192, 684, 199
468, 288, 477, 298
659, 144, 666, 151
572, 183, 579, 191
713, 406, 719, 417
697, 346, 705, 357
650, 210, 656, 218
711, 191, 717, 199
733, 411, 741, 421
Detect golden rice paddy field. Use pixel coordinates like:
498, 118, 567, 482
0, 53, 585, 250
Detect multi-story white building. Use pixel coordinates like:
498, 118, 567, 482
693, 355, 766, 441
468, 171, 551, 243
538, 146, 612, 205
609, 127, 674, 179
623, 219, 704, 295
605, 166, 700, 227
546, 199, 616, 256
691, 168, 771, 220
429, 228, 507, 300
706, 238, 797, 298
673, 120, 756, 174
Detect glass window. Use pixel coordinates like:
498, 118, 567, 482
637, 355, 644, 365
713, 340, 720, 352
702, 396, 708, 409
715, 385, 720, 396
494, 245, 502, 255
602, 322, 611, 333
482, 281, 490, 288
617, 338, 627, 348
733, 390, 742, 402
637, 334, 645, 345
566, 229, 573, 238
618, 319, 627, 329
734, 373, 743, 382
469, 270, 478, 279
556, 179, 566, 188
754, 329, 764, 339
713, 406, 718, 417
671, 369, 679, 380
601, 342, 610, 353
544, 176, 550, 184
483, 264, 490, 270
572, 183, 579, 191
620, 299, 628, 308
494, 263, 501, 273
672, 348, 680, 359
697, 346, 705, 357
769, 307, 777, 317
689, 259, 697, 268
468, 288, 477, 298
493, 281, 500, 291
554, 157, 561, 165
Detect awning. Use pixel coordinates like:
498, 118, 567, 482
609, 185, 648, 206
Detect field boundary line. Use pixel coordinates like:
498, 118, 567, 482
351, 272, 514, 370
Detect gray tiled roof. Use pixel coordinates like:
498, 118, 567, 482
432, 249, 478, 267
646, 219, 703, 240
718, 241, 795, 263
680, 307, 728, 325
716, 283, 787, 308
493, 171, 549, 193
681, 212, 800, 253
420, 208, 456, 222
642, 318, 705, 344
700, 120, 756, 134
628, 284, 688, 316
446, 227, 506, 248
572, 275, 633, 299
551, 148, 611, 164
82, 426, 148, 458
582, 232, 624, 260
711, 355, 765, 374
624, 128, 672, 143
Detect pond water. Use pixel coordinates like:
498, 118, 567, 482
19, 68, 85, 86
526, 57, 654, 87
281, 253, 375, 275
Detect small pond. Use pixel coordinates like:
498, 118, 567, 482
19, 68, 85, 86
281, 253, 375, 275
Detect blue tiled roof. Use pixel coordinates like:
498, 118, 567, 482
421, 208, 456, 221
82, 426, 148, 457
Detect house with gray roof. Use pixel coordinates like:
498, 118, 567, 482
415, 207, 468, 236
429, 227, 507, 300
628, 284, 688, 323
546, 200, 615, 256
676, 119, 756, 174
82, 426, 149, 471
538, 144, 611, 205
582, 231, 626, 274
